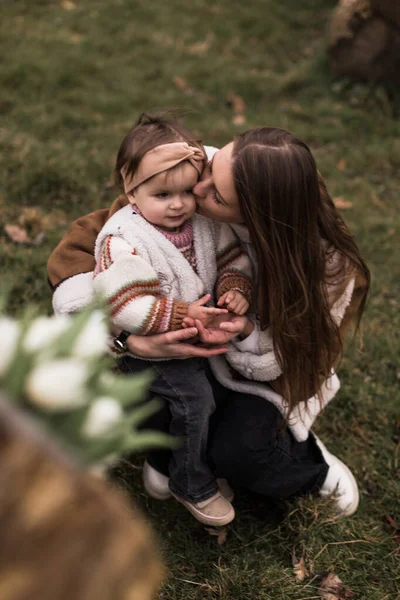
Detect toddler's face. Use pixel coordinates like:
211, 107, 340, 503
129, 161, 198, 231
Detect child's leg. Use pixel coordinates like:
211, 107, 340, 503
118, 356, 172, 476
150, 358, 218, 503
118, 356, 218, 503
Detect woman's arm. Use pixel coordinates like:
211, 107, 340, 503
48, 209, 107, 290
49, 196, 130, 314
48, 195, 129, 289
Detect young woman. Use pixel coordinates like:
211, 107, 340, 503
48, 117, 370, 518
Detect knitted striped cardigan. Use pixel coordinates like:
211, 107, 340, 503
92, 205, 252, 335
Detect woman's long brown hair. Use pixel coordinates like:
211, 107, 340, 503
232, 127, 370, 412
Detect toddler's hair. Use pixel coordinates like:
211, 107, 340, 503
114, 112, 204, 190
0, 393, 163, 600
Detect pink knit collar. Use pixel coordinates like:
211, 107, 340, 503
131, 204, 193, 248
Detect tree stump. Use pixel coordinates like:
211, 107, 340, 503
328, 0, 400, 85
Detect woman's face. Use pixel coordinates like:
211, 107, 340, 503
193, 142, 243, 223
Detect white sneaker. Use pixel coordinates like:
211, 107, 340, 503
314, 435, 359, 517
217, 478, 234, 503
143, 461, 171, 500
143, 461, 235, 502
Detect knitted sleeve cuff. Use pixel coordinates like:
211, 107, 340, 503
216, 272, 252, 304
141, 298, 189, 335
169, 301, 189, 331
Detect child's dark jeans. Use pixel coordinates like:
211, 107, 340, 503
118, 356, 218, 503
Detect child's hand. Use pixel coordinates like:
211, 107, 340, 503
217, 291, 249, 315
187, 294, 228, 327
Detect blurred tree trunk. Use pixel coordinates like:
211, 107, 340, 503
328, 0, 400, 84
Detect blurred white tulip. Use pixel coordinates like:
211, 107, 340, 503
23, 315, 71, 353
25, 359, 88, 411
0, 317, 21, 376
82, 397, 123, 439
72, 310, 109, 358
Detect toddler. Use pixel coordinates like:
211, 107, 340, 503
93, 114, 252, 526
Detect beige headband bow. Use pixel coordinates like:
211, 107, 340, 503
121, 142, 205, 195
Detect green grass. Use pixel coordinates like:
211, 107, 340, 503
1, 0, 399, 598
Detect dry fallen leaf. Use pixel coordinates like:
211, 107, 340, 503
292, 554, 310, 582
336, 159, 346, 171
61, 0, 76, 10
232, 114, 246, 126
69, 32, 83, 44
318, 572, 354, 600
172, 76, 195, 96
188, 34, 214, 55
4, 224, 31, 244
226, 90, 246, 125
385, 513, 400, 547
386, 514, 399, 530
31, 232, 46, 246
226, 90, 246, 114
371, 192, 387, 211
18, 207, 44, 236
4, 225, 45, 246
333, 197, 353, 210
204, 526, 228, 545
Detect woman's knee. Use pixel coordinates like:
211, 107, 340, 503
215, 396, 283, 446
209, 396, 285, 472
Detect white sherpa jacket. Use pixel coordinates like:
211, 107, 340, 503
209, 222, 356, 441
93, 205, 252, 335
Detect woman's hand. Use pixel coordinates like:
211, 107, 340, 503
194, 315, 250, 345
220, 315, 255, 339
124, 327, 229, 360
